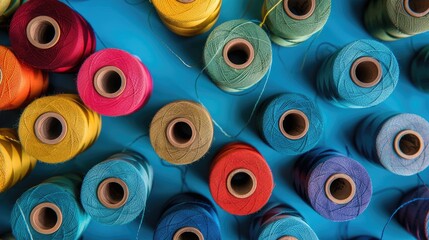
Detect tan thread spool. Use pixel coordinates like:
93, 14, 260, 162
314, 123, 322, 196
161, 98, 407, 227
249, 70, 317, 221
284, 0, 316, 20
394, 130, 424, 160
404, 0, 429, 18
34, 112, 67, 145
176, 0, 195, 3
325, 174, 356, 204
173, 227, 204, 240
26, 16, 61, 49
223, 38, 255, 69
279, 110, 309, 140
226, 169, 257, 199
93, 66, 127, 98
166, 118, 197, 148
30, 202, 63, 234
350, 57, 382, 88
97, 178, 129, 209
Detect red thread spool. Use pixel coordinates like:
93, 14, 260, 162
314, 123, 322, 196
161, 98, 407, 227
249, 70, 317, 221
9, 0, 95, 72
77, 49, 153, 116
209, 142, 274, 216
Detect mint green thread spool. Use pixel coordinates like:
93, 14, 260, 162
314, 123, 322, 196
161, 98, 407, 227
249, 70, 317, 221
365, 0, 429, 41
203, 19, 272, 92
262, 0, 331, 47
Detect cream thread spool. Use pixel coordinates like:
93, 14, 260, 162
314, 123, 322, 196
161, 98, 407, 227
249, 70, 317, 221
26, 16, 61, 50
394, 130, 424, 160
350, 57, 382, 88
279, 110, 310, 140
93, 66, 127, 98
166, 118, 197, 148
223, 38, 255, 70
173, 227, 204, 240
324, 174, 356, 205
30, 202, 63, 235
97, 178, 129, 209
226, 169, 257, 199
404, 0, 429, 18
283, 0, 316, 20
34, 112, 67, 145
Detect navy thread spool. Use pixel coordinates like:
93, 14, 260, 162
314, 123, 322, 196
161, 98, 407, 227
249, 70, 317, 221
258, 93, 323, 154
294, 147, 372, 222
250, 202, 319, 240
397, 186, 429, 239
80, 152, 153, 225
410, 45, 429, 92
317, 39, 399, 108
154, 193, 221, 240
355, 113, 429, 176
10, 175, 89, 240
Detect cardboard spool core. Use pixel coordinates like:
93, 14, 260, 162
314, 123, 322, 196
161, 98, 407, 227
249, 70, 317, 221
34, 112, 67, 145
30, 203, 63, 235
173, 227, 204, 240
404, 0, 429, 17
279, 110, 309, 140
176, 0, 195, 3
223, 38, 255, 70
284, 0, 316, 20
166, 118, 196, 148
325, 174, 356, 204
227, 169, 257, 199
94, 66, 127, 98
26, 16, 61, 49
350, 57, 382, 88
279, 237, 298, 240
97, 178, 129, 209
394, 130, 424, 160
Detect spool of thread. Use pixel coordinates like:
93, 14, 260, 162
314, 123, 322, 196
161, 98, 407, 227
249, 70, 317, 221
294, 147, 372, 222
355, 113, 429, 176
410, 45, 429, 92
0, 128, 37, 193
154, 193, 221, 240
397, 186, 429, 239
209, 142, 274, 216
261, 0, 331, 46
152, 0, 221, 36
150, 100, 213, 165
317, 39, 399, 108
365, 0, 429, 41
203, 19, 272, 92
0, 46, 48, 110
77, 49, 153, 116
259, 93, 323, 154
0, 0, 23, 24
9, 0, 95, 72
18, 94, 101, 164
81, 152, 153, 225
250, 203, 319, 240
10, 175, 90, 240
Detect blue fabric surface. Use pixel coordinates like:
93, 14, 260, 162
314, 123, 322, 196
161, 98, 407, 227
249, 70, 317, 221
1, 0, 429, 239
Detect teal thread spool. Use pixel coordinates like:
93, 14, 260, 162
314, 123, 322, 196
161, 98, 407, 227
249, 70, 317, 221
365, 0, 429, 41
203, 19, 272, 92
410, 45, 429, 92
262, 0, 331, 47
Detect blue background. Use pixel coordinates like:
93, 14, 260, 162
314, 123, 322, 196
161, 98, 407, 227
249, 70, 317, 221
1, 0, 429, 239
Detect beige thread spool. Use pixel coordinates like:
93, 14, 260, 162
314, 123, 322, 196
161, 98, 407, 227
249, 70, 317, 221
173, 227, 204, 240
26, 16, 61, 49
394, 130, 424, 160
279, 110, 309, 140
34, 112, 67, 145
166, 118, 197, 148
404, 0, 429, 18
325, 174, 356, 204
223, 38, 255, 69
226, 169, 257, 199
30, 202, 63, 234
93, 66, 127, 98
97, 178, 129, 209
350, 57, 382, 88
283, 0, 316, 20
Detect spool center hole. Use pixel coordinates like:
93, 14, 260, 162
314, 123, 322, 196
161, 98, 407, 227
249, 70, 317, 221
172, 122, 193, 145
355, 61, 379, 84
288, 0, 313, 16
408, 0, 429, 14
40, 117, 63, 141
32, 21, 56, 45
37, 207, 58, 231
231, 172, 253, 196
99, 71, 123, 94
227, 43, 251, 66
399, 133, 421, 156
104, 182, 125, 205
329, 178, 353, 201
178, 232, 200, 240
282, 113, 306, 136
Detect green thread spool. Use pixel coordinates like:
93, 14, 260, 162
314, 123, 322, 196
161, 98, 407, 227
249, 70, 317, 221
262, 0, 331, 47
410, 45, 429, 92
365, 0, 429, 41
